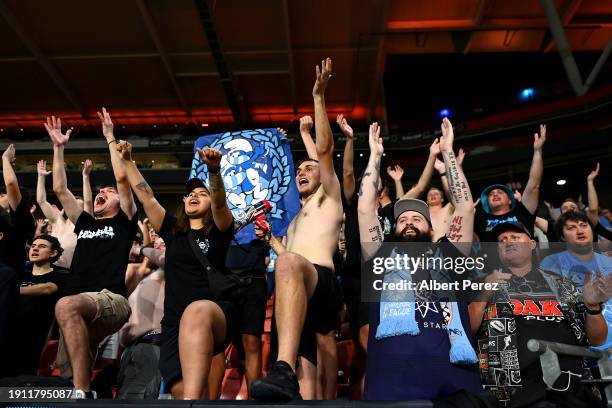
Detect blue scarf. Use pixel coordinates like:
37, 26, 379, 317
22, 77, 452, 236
376, 248, 477, 365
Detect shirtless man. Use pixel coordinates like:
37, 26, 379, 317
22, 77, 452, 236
250, 58, 343, 401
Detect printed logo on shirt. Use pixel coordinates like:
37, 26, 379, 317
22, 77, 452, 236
486, 216, 519, 231
196, 238, 210, 254
77, 226, 115, 240
510, 299, 564, 322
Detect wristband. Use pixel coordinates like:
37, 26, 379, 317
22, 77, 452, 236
439, 172, 447, 178
208, 167, 220, 174
585, 303, 603, 315
107, 139, 117, 146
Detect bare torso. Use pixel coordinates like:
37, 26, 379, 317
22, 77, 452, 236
286, 185, 343, 270
430, 203, 453, 241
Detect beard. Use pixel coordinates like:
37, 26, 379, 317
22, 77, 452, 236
392, 225, 432, 243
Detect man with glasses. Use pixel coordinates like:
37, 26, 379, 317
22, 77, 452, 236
468, 221, 610, 407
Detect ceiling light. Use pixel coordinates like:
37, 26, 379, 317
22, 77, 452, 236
556, 179, 566, 186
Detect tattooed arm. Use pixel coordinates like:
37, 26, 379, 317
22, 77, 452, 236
115, 141, 166, 232
439, 118, 474, 255
358, 122, 385, 261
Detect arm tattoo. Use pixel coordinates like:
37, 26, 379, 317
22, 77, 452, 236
358, 171, 372, 197
208, 172, 224, 194
447, 215, 464, 241
135, 181, 152, 194
444, 151, 469, 204
369, 225, 384, 242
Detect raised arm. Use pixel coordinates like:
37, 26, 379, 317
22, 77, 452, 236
115, 141, 166, 232
337, 114, 356, 202
357, 122, 384, 260
439, 118, 474, 255
36, 160, 59, 223
97, 108, 136, 220
45, 117, 83, 224
387, 165, 405, 198
312, 58, 341, 199
586, 163, 600, 225
2, 145, 21, 211
82, 159, 93, 216
197, 147, 233, 232
521, 124, 546, 214
402, 139, 439, 199
299, 116, 318, 160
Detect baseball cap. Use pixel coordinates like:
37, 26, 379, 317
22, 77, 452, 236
480, 184, 516, 214
185, 177, 208, 194
491, 221, 532, 240
394, 198, 431, 226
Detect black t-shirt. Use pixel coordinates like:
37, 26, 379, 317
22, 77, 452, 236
225, 240, 268, 276
475, 201, 536, 243
159, 213, 234, 327
65, 211, 137, 297
1, 200, 35, 276
8, 267, 69, 375
507, 269, 583, 385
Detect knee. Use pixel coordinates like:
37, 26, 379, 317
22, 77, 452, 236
275, 252, 302, 279
242, 334, 261, 355
55, 296, 78, 324
181, 301, 214, 330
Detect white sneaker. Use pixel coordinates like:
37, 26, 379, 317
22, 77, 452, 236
72, 389, 97, 399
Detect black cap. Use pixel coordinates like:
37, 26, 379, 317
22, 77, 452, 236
491, 221, 532, 240
185, 177, 207, 193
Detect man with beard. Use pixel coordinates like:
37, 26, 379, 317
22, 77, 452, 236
249, 58, 343, 401
357, 118, 484, 401
45, 109, 137, 398
541, 210, 612, 351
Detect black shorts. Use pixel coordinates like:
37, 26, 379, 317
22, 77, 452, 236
235, 276, 267, 336
159, 300, 236, 389
297, 264, 343, 365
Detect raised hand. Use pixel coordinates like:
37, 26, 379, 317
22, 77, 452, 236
37, 160, 51, 176
116, 140, 133, 161
2, 144, 16, 163
429, 138, 440, 156
313, 57, 332, 97
82, 159, 93, 176
368, 122, 383, 157
533, 124, 546, 151
457, 148, 465, 167
434, 157, 445, 174
587, 162, 600, 183
44, 117, 73, 146
387, 165, 404, 181
583, 271, 612, 307
299, 116, 313, 134
439, 118, 454, 152
197, 147, 223, 170
96, 107, 114, 140
277, 127, 287, 138
336, 114, 353, 139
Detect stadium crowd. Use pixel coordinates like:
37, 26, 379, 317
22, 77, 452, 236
0, 58, 611, 408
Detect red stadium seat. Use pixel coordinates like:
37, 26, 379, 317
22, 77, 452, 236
37, 340, 59, 377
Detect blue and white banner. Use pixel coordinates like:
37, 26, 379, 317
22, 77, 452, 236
190, 129, 300, 244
